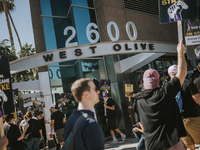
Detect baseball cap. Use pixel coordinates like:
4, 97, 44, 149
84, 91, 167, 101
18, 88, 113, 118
51, 104, 55, 108
168, 65, 177, 75
143, 69, 160, 89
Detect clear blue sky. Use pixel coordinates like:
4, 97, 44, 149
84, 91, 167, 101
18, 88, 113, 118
0, 0, 35, 55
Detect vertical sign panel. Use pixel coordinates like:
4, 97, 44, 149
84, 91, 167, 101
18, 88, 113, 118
185, 20, 200, 59
0, 56, 14, 117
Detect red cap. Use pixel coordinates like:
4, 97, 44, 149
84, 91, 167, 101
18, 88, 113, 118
143, 69, 159, 89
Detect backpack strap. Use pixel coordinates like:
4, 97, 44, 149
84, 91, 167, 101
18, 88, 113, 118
71, 114, 86, 135
62, 113, 94, 150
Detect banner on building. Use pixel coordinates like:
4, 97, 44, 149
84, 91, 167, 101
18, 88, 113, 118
100, 79, 111, 98
0, 56, 14, 117
125, 84, 133, 97
184, 20, 200, 59
159, 0, 198, 24
23, 97, 34, 112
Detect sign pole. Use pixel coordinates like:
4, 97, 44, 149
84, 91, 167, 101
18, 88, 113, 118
177, 20, 183, 42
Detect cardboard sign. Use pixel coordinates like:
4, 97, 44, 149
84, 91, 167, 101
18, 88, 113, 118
100, 79, 111, 98
159, 0, 198, 24
23, 97, 34, 112
13, 89, 20, 110
185, 20, 200, 59
0, 56, 14, 117
125, 84, 133, 97
56, 93, 72, 109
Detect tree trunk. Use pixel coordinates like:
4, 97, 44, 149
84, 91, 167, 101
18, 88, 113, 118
8, 12, 24, 57
2, 0, 15, 49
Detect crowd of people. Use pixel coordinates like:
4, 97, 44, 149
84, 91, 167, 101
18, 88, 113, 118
0, 40, 200, 150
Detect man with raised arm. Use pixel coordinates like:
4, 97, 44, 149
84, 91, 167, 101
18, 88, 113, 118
134, 40, 187, 150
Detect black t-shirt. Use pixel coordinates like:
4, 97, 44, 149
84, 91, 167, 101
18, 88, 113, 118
106, 98, 116, 119
51, 111, 65, 131
26, 119, 42, 138
181, 80, 200, 118
135, 77, 186, 150
4, 123, 21, 147
38, 118, 46, 135
194, 76, 200, 92
64, 110, 104, 150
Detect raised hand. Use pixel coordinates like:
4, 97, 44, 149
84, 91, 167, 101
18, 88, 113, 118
177, 40, 186, 55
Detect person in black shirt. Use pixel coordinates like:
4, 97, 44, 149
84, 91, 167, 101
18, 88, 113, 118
50, 104, 66, 150
134, 40, 187, 150
37, 111, 47, 147
64, 78, 105, 150
104, 97, 126, 145
194, 63, 200, 92
4, 113, 28, 150
169, 64, 200, 150
25, 111, 42, 150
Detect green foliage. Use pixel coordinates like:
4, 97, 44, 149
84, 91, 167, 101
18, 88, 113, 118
18, 43, 35, 58
0, 39, 38, 83
0, 39, 17, 61
0, 0, 15, 14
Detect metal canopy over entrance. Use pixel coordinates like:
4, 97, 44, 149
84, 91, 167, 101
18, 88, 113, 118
10, 40, 177, 74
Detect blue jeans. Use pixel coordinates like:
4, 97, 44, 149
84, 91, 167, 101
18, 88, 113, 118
26, 137, 40, 150
132, 129, 145, 150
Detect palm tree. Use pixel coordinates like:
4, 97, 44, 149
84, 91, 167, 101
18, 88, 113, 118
18, 43, 37, 81
0, 0, 15, 48
0, 0, 24, 57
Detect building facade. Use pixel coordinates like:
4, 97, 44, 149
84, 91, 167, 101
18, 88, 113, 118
23, 0, 185, 135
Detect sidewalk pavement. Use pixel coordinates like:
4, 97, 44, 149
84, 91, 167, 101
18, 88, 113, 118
44, 137, 200, 150
105, 137, 138, 150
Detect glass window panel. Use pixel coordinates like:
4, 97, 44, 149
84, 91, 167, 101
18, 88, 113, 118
72, 0, 94, 8
81, 60, 99, 72
164, 60, 172, 69
172, 60, 177, 65
153, 60, 163, 70
142, 63, 152, 70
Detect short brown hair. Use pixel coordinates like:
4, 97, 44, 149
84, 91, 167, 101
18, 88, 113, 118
198, 63, 200, 70
5, 113, 14, 123
71, 78, 91, 102
25, 111, 32, 119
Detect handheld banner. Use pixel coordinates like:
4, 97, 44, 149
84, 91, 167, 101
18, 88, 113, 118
13, 89, 20, 110
100, 79, 111, 98
159, 0, 198, 24
125, 84, 133, 97
23, 97, 34, 112
56, 93, 72, 109
0, 56, 14, 117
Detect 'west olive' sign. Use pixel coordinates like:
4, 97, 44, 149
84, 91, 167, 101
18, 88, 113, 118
43, 42, 155, 62
10, 41, 177, 74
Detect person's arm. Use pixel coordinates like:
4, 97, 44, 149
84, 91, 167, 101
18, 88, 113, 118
17, 123, 29, 141
0, 136, 8, 149
39, 129, 43, 140
133, 122, 144, 133
50, 120, 54, 138
175, 40, 187, 85
63, 118, 66, 124
104, 104, 115, 110
192, 93, 200, 104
